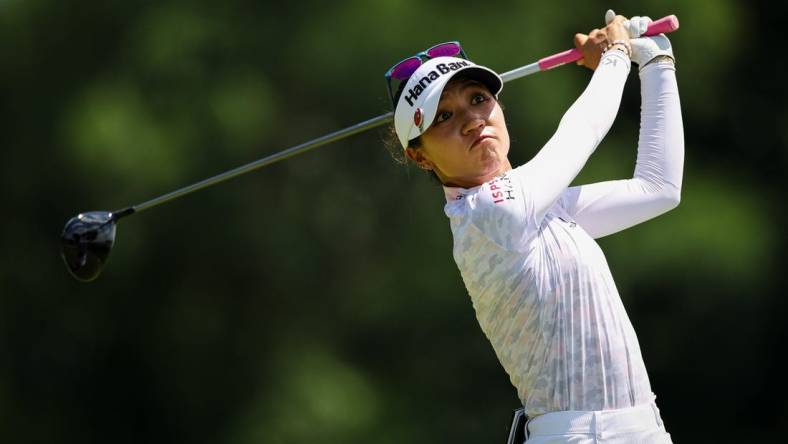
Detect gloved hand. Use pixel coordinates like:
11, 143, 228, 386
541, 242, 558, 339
605, 9, 651, 38
630, 35, 674, 68
605, 9, 674, 68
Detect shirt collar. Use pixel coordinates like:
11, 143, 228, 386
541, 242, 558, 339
443, 184, 469, 202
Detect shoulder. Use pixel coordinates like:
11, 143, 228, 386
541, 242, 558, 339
445, 169, 536, 251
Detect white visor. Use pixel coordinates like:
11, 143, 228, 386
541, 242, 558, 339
393, 56, 502, 149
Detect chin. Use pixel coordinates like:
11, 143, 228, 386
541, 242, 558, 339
479, 148, 503, 167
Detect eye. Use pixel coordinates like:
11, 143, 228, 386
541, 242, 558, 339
435, 110, 452, 123
471, 93, 489, 105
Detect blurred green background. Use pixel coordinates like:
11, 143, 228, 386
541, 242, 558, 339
1, 0, 785, 442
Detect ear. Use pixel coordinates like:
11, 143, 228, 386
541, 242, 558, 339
404, 147, 435, 171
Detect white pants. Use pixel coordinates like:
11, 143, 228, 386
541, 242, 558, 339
524, 403, 673, 444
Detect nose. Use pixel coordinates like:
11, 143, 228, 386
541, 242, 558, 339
461, 113, 485, 136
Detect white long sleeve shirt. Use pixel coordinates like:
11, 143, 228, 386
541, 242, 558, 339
443, 51, 683, 417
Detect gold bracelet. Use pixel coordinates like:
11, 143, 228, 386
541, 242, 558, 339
603, 39, 631, 58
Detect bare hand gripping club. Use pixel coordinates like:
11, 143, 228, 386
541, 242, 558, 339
500, 15, 679, 81
61, 15, 680, 282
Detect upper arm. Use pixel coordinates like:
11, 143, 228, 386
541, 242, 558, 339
560, 178, 680, 239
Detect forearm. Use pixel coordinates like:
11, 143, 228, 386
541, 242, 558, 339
633, 58, 683, 197
518, 50, 631, 220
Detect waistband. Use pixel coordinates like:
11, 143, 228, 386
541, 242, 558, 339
527, 403, 664, 438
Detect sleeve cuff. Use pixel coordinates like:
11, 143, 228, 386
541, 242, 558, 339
600, 49, 631, 70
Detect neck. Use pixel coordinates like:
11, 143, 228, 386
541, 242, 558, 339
440, 159, 513, 188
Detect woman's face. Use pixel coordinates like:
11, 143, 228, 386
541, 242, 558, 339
406, 78, 511, 188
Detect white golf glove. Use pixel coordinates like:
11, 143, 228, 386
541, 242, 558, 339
630, 35, 674, 69
605, 9, 651, 38
605, 9, 675, 68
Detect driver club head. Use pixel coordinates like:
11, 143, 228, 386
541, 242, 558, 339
60, 211, 118, 282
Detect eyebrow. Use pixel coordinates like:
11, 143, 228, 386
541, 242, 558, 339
440, 80, 484, 99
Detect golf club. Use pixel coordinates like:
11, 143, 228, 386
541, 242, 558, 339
61, 15, 679, 282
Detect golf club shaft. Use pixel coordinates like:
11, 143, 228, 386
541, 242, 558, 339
127, 113, 392, 215
119, 14, 679, 218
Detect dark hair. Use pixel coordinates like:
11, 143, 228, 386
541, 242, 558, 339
382, 126, 442, 183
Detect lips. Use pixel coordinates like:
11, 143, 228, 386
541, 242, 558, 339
471, 134, 495, 149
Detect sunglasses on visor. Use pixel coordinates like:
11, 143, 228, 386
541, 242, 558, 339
384, 41, 468, 107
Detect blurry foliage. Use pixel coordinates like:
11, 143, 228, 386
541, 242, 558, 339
1, 0, 786, 443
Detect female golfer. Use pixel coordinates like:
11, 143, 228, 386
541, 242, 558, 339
385, 11, 682, 444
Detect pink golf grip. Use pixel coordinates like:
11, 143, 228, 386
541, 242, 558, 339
644, 15, 680, 36
538, 49, 582, 71
537, 14, 680, 71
